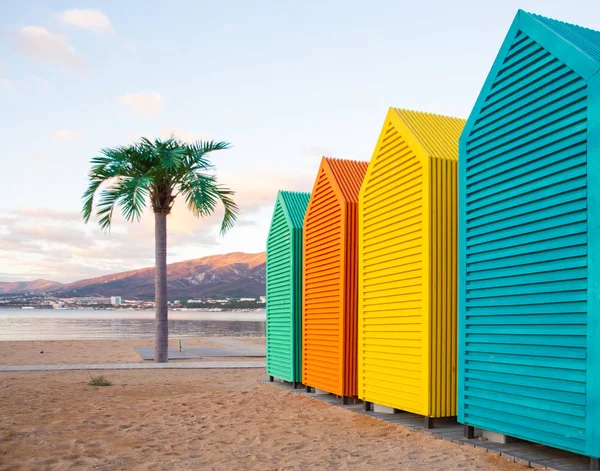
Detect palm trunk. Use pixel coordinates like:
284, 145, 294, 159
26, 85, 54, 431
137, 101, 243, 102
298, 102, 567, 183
154, 211, 169, 362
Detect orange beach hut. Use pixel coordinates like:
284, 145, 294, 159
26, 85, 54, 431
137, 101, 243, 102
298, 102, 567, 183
302, 157, 369, 400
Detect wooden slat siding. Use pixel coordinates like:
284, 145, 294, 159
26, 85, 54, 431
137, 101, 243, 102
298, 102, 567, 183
358, 108, 464, 418
461, 25, 590, 455
361, 121, 426, 414
328, 158, 368, 397
266, 198, 294, 380
429, 157, 458, 417
266, 191, 311, 383
303, 158, 368, 396
303, 165, 342, 395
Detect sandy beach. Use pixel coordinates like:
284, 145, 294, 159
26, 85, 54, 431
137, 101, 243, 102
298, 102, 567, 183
0, 340, 525, 471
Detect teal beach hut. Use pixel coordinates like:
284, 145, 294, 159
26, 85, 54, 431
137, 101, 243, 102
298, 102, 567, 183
266, 191, 310, 386
458, 10, 600, 464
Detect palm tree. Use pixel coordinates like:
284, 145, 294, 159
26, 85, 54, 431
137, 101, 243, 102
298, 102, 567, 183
82, 137, 238, 362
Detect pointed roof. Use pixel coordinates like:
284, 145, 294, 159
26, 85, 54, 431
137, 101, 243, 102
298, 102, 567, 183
529, 12, 600, 63
461, 10, 600, 145
323, 158, 369, 203
278, 191, 310, 229
391, 109, 465, 161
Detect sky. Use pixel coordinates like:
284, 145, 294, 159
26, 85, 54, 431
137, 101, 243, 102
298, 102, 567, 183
1, 0, 599, 283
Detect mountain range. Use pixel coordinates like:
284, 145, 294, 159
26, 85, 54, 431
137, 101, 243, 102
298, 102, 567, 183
0, 252, 266, 300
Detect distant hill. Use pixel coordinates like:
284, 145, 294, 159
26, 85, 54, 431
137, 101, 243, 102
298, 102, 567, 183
1, 252, 266, 300
0, 279, 63, 295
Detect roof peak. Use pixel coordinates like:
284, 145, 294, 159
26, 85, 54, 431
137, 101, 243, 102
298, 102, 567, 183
279, 190, 310, 196
519, 10, 600, 65
319, 157, 369, 203
388, 108, 466, 161
524, 10, 600, 35
392, 107, 466, 121
322, 156, 369, 165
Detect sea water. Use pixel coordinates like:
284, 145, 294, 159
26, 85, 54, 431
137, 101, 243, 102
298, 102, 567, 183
0, 309, 266, 341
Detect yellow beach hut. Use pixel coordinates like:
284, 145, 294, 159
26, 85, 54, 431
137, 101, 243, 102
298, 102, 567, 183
358, 108, 465, 427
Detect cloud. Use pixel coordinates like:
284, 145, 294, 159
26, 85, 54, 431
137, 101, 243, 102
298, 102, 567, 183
118, 92, 164, 118
0, 78, 14, 92
50, 129, 82, 141
0, 165, 309, 282
59, 9, 116, 34
0, 205, 223, 283
13, 26, 85, 71
15, 208, 82, 222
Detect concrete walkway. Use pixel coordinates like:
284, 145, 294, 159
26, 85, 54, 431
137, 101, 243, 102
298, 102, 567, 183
0, 361, 265, 372
264, 381, 591, 471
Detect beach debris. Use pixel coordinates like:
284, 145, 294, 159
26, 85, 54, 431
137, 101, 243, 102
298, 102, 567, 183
88, 373, 112, 387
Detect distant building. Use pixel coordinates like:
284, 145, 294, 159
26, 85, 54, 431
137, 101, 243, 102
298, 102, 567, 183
259, 296, 266, 303
187, 299, 204, 304
239, 298, 256, 302
110, 296, 122, 306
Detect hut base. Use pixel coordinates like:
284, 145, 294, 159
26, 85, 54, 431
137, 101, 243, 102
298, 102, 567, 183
366, 401, 443, 428
481, 429, 519, 444
267, 375, 303, 390
308, 388, 354, 405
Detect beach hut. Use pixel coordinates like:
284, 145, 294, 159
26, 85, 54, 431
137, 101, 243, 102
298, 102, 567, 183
458, 10, 600, 464
266, 190, 311, 386
303, 157, 369, 400
358, 108, 465, 426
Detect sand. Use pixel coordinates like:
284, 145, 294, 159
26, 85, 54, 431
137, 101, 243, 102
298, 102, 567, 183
0, 340, 525, 470
0, 338, 265, 365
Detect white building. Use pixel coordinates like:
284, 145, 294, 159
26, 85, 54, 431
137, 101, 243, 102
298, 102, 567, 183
239, 298, 256, 302
110, 296, 122, 306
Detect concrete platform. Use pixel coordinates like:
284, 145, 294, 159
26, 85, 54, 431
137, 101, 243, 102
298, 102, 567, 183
263, 380, 592, 471
133, 346, 264, 360
0, 361, 266, 372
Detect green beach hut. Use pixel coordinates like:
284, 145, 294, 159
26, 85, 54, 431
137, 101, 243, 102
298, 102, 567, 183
266, 190, 310, 386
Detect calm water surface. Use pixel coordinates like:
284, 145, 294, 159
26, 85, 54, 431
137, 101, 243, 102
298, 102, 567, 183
0, 309, 266, 341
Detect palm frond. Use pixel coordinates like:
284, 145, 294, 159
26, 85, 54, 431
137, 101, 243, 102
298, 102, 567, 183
215, 186, 239, 235
96, 185, 123, 231
118, 176, 151, 223
180, 173, 219, 217
179, 172, 239, 235
82, 179, 103, 223
184, 140, 230, 171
